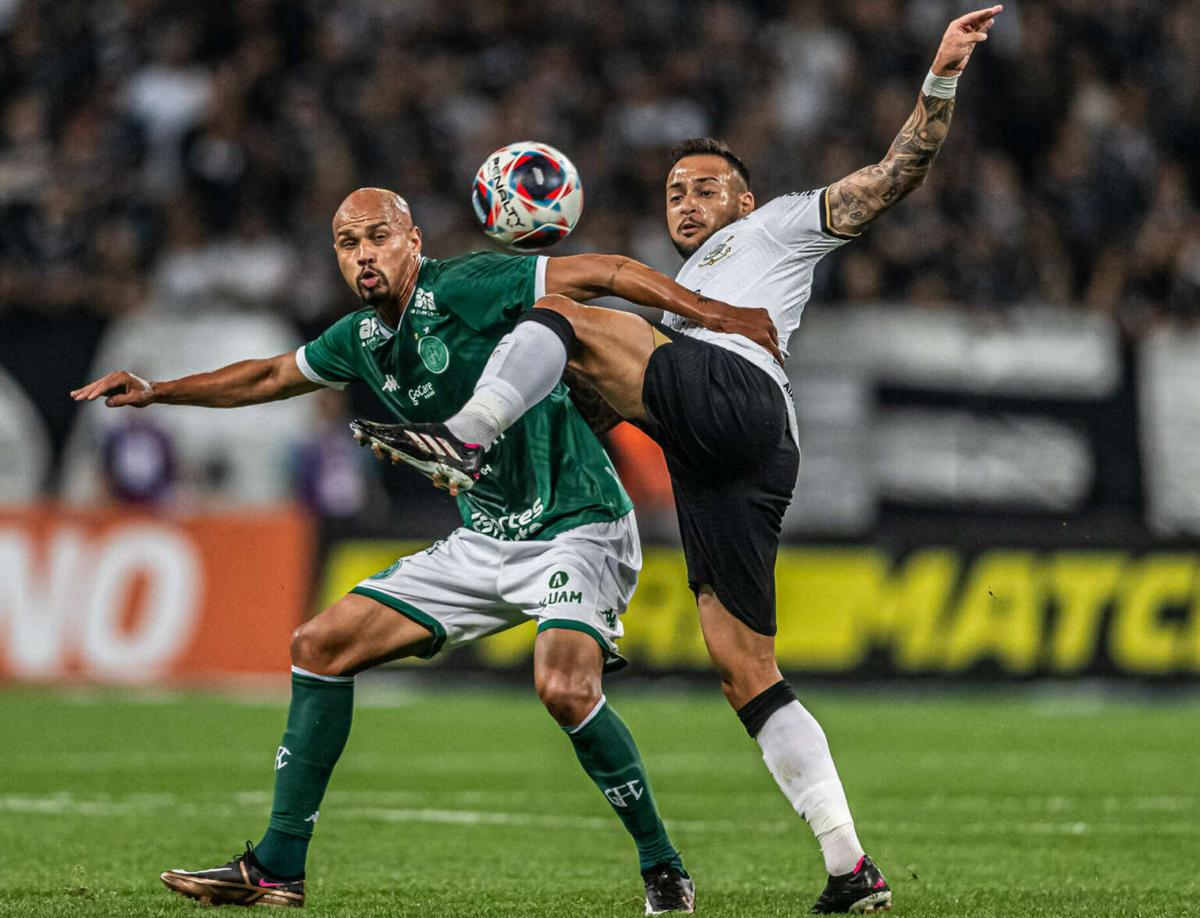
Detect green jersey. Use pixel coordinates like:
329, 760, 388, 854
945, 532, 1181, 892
298, 252, 633, 541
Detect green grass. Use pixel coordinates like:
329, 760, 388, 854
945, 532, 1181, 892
1, 683, 1197, 917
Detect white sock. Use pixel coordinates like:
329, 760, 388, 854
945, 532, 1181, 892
755, 700, 865, 877
445, 321, 567, 448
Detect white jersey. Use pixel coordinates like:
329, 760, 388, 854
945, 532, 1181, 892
665, 188, 854, 439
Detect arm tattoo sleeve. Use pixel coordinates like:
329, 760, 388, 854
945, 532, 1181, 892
827, 92, 955, 237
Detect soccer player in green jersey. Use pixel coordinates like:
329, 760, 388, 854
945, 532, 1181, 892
71, 187, 778, 913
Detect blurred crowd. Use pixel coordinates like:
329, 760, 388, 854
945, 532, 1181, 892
2, 0, 1199, 334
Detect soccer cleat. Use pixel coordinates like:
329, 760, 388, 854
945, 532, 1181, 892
643, 862, 696, 915
810, 854, 892, 914
160, 842, 305, 908
350, 419, 483, 492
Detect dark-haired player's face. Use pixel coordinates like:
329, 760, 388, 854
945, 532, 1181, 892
665, 154, 754, 257
332, 191, 422, 308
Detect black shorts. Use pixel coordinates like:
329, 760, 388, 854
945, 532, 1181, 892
635, 327, 800, 635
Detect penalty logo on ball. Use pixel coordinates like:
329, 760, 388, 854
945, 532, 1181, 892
472, 141, 584, 250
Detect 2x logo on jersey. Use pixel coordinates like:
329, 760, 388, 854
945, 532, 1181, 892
411, 288, 438, 316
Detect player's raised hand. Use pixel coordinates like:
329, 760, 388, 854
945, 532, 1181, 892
70, 370, 156, 408
932, 5, 1002, 77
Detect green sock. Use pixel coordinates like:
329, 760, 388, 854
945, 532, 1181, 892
567, 697, 682, 873
254, 668, 355, 878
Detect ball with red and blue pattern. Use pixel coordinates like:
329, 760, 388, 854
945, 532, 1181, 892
471, 141, 584, 250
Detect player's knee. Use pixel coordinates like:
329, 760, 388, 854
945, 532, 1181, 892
525, 296, 583, 357
711, 655, 783, 711
532, 293, 582, 319
535, 671, 601, 727
290, 620, 336, 673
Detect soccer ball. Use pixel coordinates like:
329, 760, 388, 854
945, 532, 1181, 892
471, 142, 584, 250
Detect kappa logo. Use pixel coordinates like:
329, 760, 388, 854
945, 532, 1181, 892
600, 608, 618, 629
382, 374, 400, 393
305, 811, 320, 824
700, 235, 735, 267
275, 746, 291, 770
603, 779, 644, 808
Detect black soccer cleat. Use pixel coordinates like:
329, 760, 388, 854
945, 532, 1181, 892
160, 842, 305, 908
810, 854, 892, 914
350, 419, 483, 492
643, 862, 695, 915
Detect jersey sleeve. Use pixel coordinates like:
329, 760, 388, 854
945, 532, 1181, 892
756, 188, 859, 254
296, 313, 363, 390
441, 251, 547, 331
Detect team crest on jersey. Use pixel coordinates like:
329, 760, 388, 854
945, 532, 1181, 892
418, 335, 450, 374
412, 287, 438, 316
700, 235, 735, 267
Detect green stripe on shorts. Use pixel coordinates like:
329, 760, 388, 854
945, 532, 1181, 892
350, 586, 447, 658
537, 619, 628, 673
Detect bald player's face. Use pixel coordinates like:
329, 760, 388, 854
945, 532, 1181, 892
332, 191, 422, 306
665, 155, 754, 257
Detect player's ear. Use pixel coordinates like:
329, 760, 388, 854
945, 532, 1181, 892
410, 224, 423, 252
738, 191, 755, 217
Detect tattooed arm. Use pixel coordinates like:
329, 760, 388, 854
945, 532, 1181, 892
826, 5, 1002, 238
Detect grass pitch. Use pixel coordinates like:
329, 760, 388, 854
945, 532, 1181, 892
0, 682, 1196, 917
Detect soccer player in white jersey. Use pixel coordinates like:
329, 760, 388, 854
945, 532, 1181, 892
359, 7, 1001, 912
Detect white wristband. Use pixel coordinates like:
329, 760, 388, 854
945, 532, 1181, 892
922, 69, 959, 99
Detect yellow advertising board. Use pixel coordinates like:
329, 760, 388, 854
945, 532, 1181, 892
318, 543, 1200, 676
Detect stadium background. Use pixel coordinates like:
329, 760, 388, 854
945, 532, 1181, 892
3, 0, 1198, 682
2, 2, 1199, 916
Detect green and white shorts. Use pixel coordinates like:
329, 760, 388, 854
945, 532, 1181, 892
350, 512, 640, 671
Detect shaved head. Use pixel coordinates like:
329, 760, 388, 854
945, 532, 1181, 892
332, 187, 412, 233
332, 187, 422, 319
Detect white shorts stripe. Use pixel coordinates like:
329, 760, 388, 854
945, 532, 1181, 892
291, 665, 355, 684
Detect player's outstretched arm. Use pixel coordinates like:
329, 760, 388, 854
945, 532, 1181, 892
70, 352, 322, 409
545, 254, 783, 365
825, 5, 1001, 238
